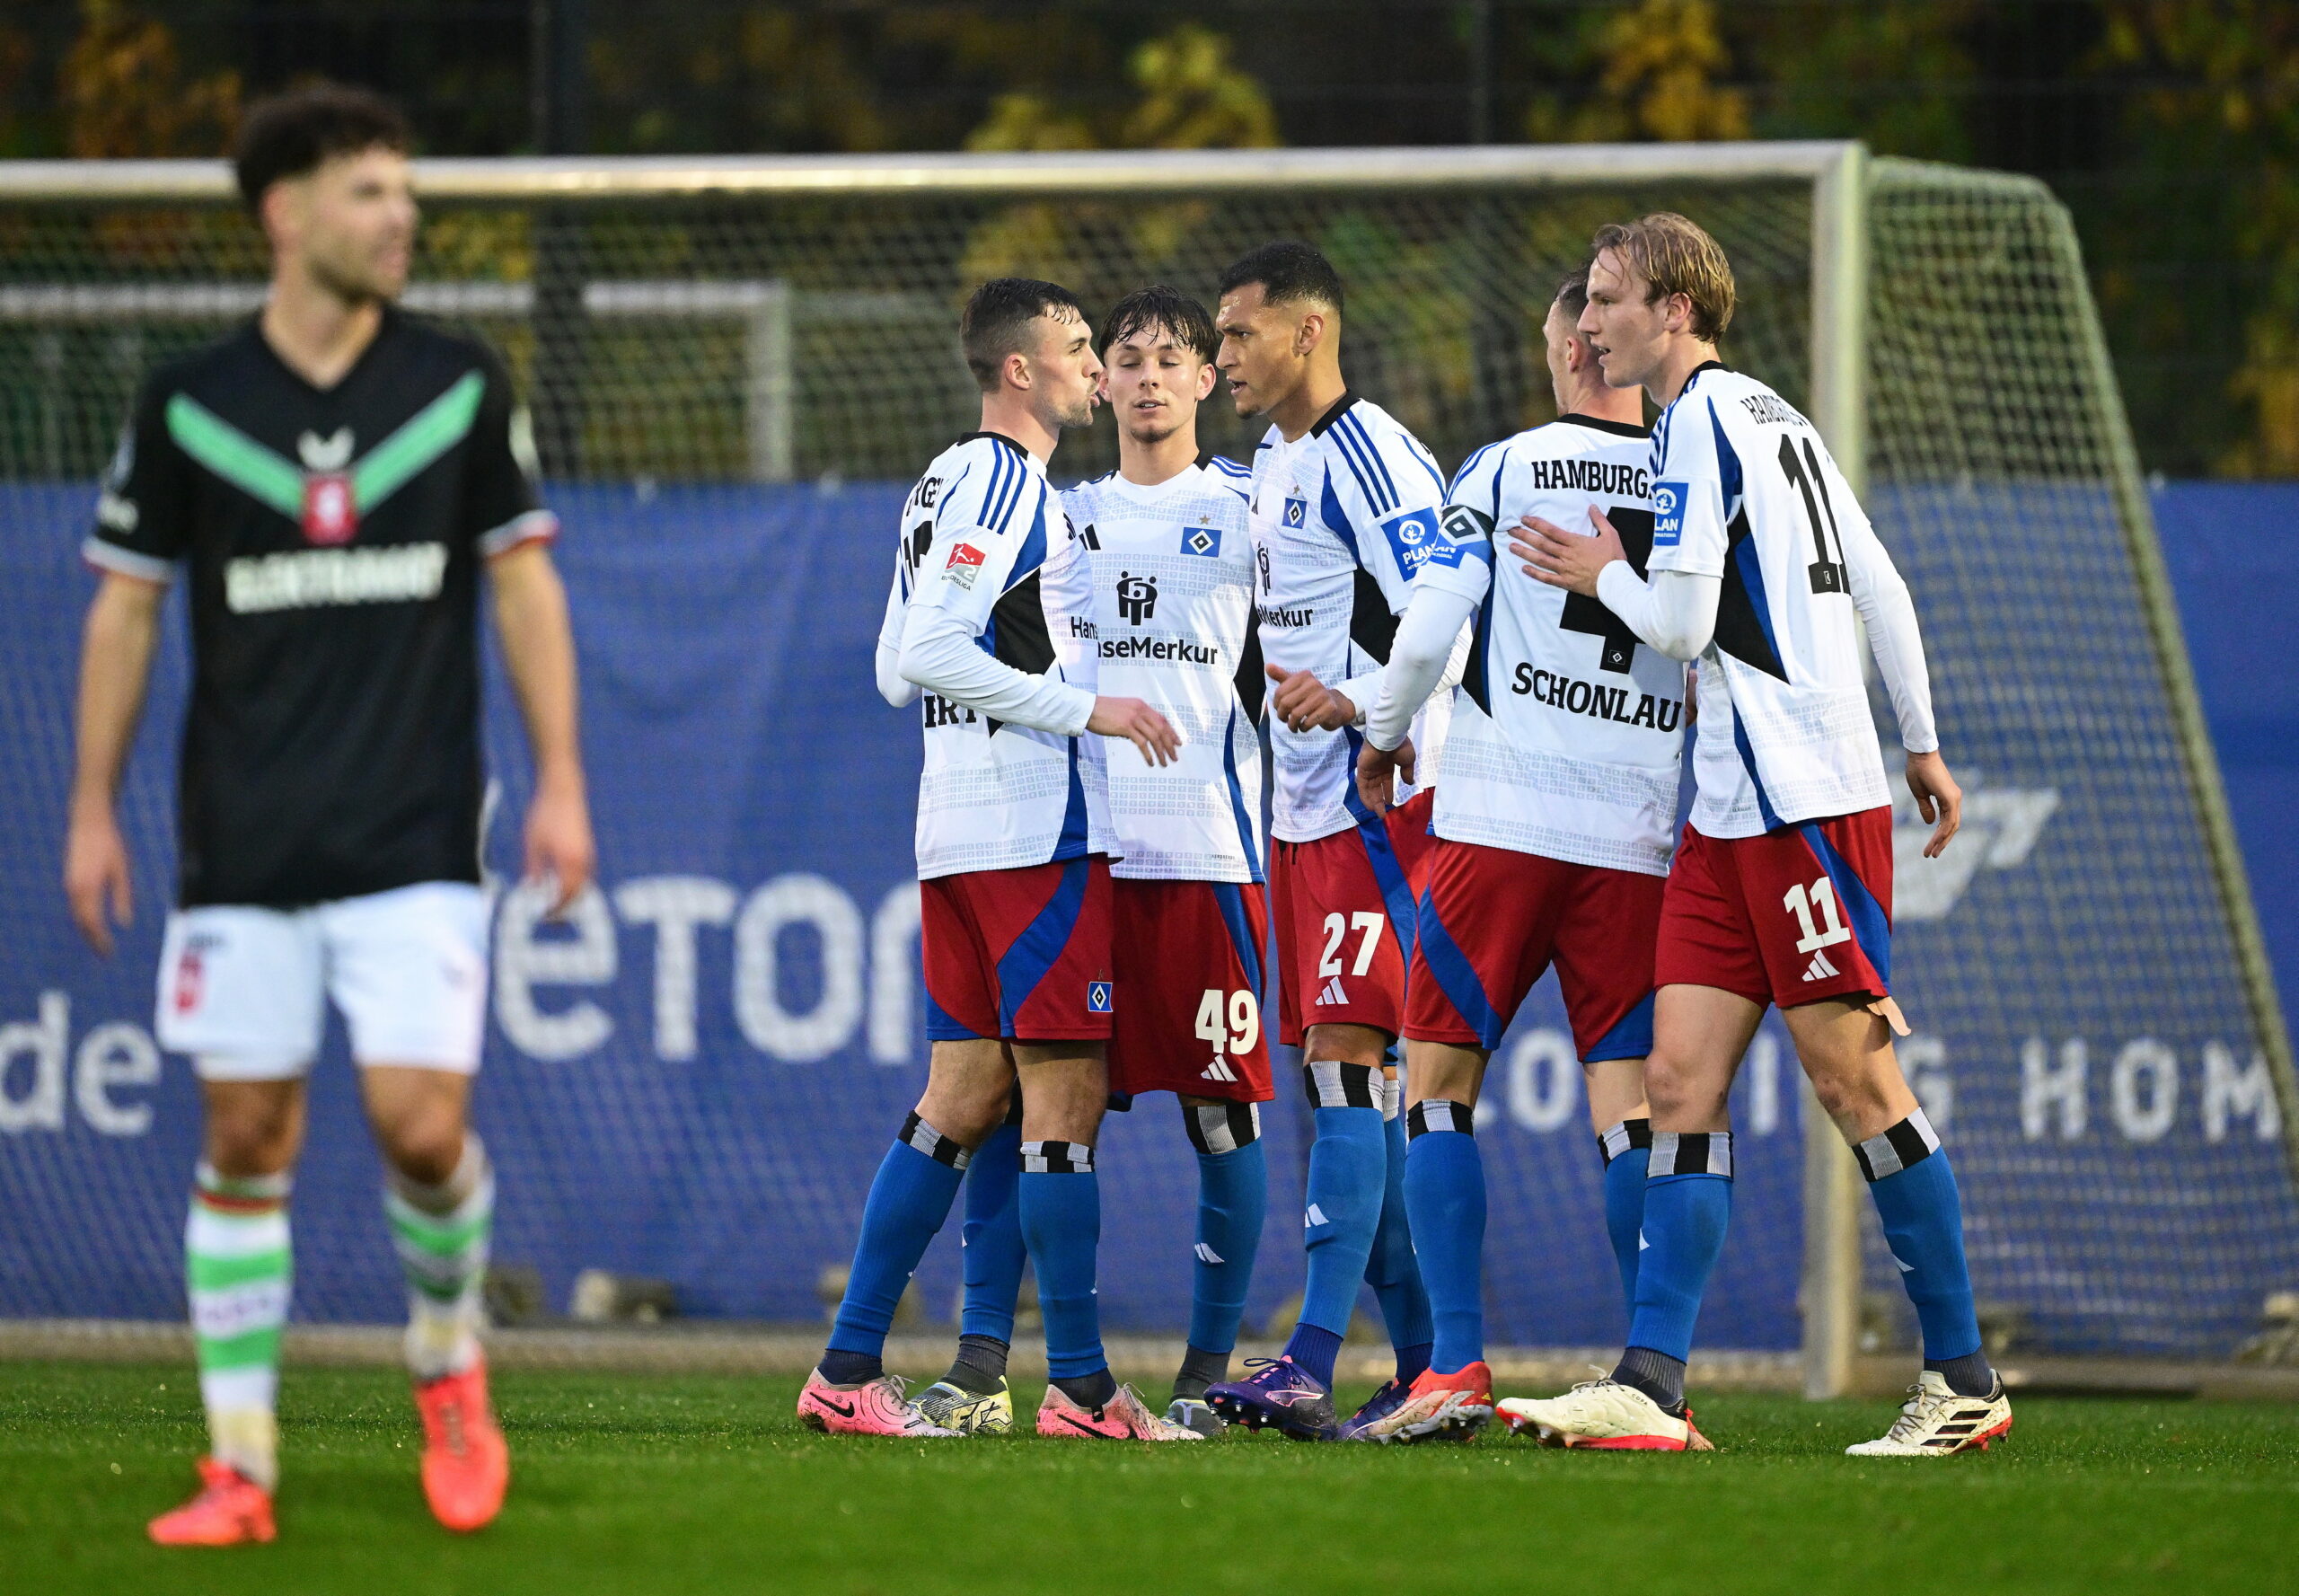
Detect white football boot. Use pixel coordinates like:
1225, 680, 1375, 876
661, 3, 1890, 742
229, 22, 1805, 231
1845, 1371, 2013, 1457
1495, 1380, 1713, 1451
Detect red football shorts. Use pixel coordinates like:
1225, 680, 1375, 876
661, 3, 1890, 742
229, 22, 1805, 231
1106, 877, 1273, 1104
1655, 807, 1894, 1010
920, 855, 1114, 1043
1405, 837, 1663, 1062
1270, 789, 1438, 1046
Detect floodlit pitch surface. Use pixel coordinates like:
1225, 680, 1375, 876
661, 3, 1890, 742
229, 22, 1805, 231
4, 1365, 2293, 1593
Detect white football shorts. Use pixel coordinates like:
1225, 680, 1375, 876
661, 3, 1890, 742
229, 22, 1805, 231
155, 881, 491, 1080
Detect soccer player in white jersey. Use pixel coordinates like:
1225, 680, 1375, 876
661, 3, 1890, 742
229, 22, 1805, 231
1501, 215, 2012, 1455
1201, 242, 1449, 1442
1051, 286, 1270, 1435
66, 86, 592, 1542
1347, 266, 1690, 1443
802, 278, 1198, 1443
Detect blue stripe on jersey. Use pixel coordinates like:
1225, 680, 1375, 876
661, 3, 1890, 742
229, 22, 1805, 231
1330, 414, 1396, 516
1733, 706, 1785, 833
977, 445, 1009, 533
994, 447, 1028, 533
925, 985, 986, 1042
996, 856, 1091, 1035
1414, 882, 1504, 1050
1213, 881, 1264, 1001
1801, 823, 1892, 985
1053, 739, 1090, 861
1005, 493, 1049, 593
1220, 701, 1264, 886
1447, 439, 1505, 502
1320, 473, 1363, 565
1708, 401, 1744, 520
1344, 414, 1403, 507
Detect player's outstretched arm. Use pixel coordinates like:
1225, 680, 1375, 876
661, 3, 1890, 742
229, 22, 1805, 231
489, 542, 596, 913
65, 572, 165, 956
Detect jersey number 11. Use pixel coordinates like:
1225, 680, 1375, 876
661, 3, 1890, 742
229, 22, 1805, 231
1778, 436, 1847, 595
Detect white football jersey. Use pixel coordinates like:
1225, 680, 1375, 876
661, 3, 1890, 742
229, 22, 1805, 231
1429, 416, 1687, 876
1644, 365, 1892, 835
1248, 392, 1454, 843
1046, 458, 1263, 882
882, 432, 1087, 878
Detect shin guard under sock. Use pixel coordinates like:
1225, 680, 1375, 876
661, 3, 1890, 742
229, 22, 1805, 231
1856, 1110, 1993, 1396
822, 1115, 970, 1381
1625, 1132, 1734, 1366
1404, 1100, 1484, 1375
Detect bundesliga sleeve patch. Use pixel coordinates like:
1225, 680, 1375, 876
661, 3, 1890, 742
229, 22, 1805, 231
945, 541, 986, 589
1379, 506, 1461, 575
1651, 481, 1689, 547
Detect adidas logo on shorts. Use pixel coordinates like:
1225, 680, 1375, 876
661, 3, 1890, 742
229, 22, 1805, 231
1201, 1059, 1240, 1083
1802, 949, 1839, 983
1316, 976, 1348, 1006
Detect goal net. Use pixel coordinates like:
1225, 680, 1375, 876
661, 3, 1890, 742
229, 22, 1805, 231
0, 145, 2290, 1383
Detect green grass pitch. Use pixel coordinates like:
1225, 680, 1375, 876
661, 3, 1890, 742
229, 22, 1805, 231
4, 1362, 2294, 1594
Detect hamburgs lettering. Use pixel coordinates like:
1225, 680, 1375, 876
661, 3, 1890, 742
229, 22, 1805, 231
1523, 460, 1650, 498
1511, 664, 1683, 732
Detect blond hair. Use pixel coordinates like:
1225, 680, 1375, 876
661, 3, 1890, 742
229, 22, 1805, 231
1590, 213, 1735, 342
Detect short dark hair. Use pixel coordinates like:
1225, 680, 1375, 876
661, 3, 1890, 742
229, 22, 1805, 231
233, 84, 410, 214
1555, 267, 1591, 321
1217, 241, 1344, 317
960, 278, 1088, 392
1097, 284, 1218, 363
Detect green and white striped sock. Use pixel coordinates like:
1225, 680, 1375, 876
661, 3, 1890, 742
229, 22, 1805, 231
187, 1162, 292, 1491
385, 1134, 494, 1381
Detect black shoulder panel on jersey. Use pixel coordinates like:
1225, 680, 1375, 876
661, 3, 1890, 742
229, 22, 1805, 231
1234, 607, 1266, 721
989, 569, 1057, 677
1349, 567, 1399, 664
1712, 508, 1789, 681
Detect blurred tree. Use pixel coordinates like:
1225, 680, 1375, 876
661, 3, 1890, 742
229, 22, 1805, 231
59, 0, 239, 158
2098, 2, 2299, 475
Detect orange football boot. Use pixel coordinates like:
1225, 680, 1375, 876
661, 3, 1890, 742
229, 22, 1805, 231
147, 1457, 276, 1547
414, 1356, 510, 1531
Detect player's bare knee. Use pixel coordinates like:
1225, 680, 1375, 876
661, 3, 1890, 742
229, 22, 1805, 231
1301, 1023, 1387, 1071
376, 1107, 468, 1186
1641, 1050, 1727, 1127
201, 1083, 303, 1177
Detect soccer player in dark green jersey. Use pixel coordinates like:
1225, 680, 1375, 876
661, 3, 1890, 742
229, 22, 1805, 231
65, 84, 595, 1544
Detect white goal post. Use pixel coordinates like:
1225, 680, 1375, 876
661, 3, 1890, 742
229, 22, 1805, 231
0, 143, 2289, 1395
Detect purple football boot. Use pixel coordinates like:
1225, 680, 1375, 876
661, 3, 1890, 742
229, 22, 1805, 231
1204, 1357, 1337, 1441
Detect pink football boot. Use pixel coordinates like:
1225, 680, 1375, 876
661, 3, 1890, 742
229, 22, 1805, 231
797, 1370, 961, 1438
1035, 1381, 1202, 1441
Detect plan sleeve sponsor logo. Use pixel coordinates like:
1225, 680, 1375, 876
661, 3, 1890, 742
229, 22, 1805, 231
1651, 481, 1688, 547
1379, 506, 1460, 576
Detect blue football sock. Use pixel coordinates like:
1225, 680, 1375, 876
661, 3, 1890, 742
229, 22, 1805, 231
1369, 1105, 1436, 1377
824, 1116, 969, 1367
1184, 1102, 1267, 1357
1625, 1132, 1734, 1364
1599, 1117, 1652, 1318
1856, 1111, 1989, 1391
1297, 1100, 1387, 1342
1403, 1101, 1484, 1376
1281, 1322, 1345, 1389
1018, 1142, 1105, 1381
959, 1121, 1025, 1344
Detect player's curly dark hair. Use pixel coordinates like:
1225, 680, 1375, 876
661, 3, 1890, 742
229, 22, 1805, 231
1097, 284, 1219, 363
960, 278, 1088, 392
1217, 241, 1344, 317
233, 83, 411, 214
